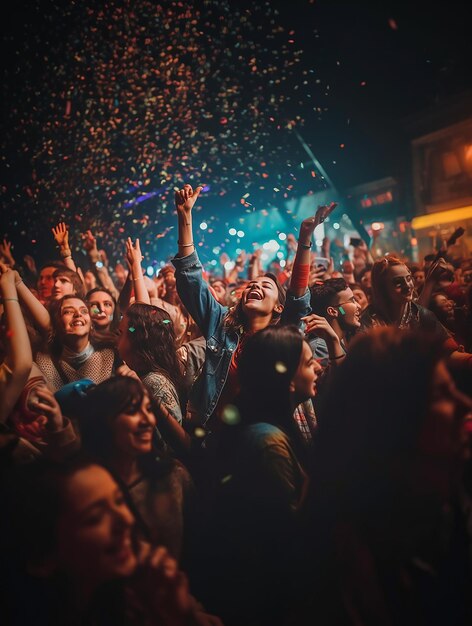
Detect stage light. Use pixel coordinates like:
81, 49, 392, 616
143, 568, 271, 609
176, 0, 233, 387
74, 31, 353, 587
278, 232, 287, 241
333, 223, 340, 229
229, 228, 237, 236
237, 230, 245, 237
146, 266, 154, 276
200, 222, 208, 230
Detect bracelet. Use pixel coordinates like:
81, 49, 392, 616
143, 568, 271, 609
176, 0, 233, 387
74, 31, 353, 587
2, 298, 20, 303
15, 279, 23, 287
60, 249, 72, 258
329, 353, 345, 361
178, 241, 195, 247
132, 277, 143, 281
297, 240, 312, 250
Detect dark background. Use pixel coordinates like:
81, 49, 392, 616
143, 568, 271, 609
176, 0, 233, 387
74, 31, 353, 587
2, 0, 471, 265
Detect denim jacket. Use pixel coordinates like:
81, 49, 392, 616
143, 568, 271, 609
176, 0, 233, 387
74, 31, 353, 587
172, 250, 311, 425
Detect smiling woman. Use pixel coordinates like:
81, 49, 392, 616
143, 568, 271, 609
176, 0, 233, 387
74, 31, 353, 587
79, 376, 195, 560
34, 295, 119, 391
1, 457, 221, 625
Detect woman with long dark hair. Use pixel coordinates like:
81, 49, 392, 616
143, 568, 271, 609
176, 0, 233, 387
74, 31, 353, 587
1, 456, 222, 625
171, 183, 335, 439
117, 303, 186, 426
200, 324, 322, 626
79, 376, 195, 562
35, 295, 118, 391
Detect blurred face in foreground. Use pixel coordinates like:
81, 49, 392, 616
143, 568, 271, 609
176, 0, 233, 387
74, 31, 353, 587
56, 465, 137, 590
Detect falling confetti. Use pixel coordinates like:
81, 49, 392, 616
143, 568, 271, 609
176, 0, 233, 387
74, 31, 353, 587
1, 0, 329, 264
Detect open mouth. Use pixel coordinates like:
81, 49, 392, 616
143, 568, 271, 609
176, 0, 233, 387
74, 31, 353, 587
134, 429, 153, 442
71, 320, 85, 327
246, 291, 263, 301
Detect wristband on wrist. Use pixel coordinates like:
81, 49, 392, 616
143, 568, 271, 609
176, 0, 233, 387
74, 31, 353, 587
290, 263, 310, 291
297, 240, 312, 250
329, 353, 345, 361
178, 241, 195, 247
60, 248, 72, 258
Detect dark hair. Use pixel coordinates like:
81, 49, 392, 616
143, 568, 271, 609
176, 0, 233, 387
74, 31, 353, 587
237, 324, 304, 428
79, 376, 173, 482
39, 260, 66, 273
224, 272, 286, 331
309, 278, 348, 317
47, 294, 115, 356
123, 303, 185, 395
370, 254, 405, 321
52, 267, 85, 299
79, 376, 145, 461
2, 455, 102, 571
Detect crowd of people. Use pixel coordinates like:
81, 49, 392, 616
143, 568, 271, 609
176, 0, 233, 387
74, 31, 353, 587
1, 184, 471, 626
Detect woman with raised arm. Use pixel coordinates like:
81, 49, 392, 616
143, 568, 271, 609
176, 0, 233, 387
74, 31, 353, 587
171, 184, 336, 438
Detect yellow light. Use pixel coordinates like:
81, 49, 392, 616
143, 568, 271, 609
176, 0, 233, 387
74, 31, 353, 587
411, 206, 472, 230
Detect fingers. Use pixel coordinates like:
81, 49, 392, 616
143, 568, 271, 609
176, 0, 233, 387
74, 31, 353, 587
302, 313, 324, 323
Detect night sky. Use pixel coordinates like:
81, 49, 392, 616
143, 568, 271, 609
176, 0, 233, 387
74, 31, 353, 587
2, 0, 471, 266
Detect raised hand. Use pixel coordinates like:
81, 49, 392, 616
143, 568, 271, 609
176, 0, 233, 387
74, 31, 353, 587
299, 202, 337, 239
0, 262, 16, 290
309, 265, 328, 286
133, 542, 195, 621
302, 313, 339, 343
82, 229, 100, 263
125, 237, 144, 270
174, 183, 203, 216
23, 254, 37, 275
51, 222, 70, 248
0, 238, 15, 267
235, 250, 247, 269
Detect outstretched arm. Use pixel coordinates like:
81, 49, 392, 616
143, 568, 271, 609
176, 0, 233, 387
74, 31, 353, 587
82, 230, 119, 300
126, 237, 150, 304
52, 222, 77, 272
175, 184, 203, 258
172, 184, 226, 338
14, 269, 51, 334
289, 202, 337, 298
0, 265, 33, 422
